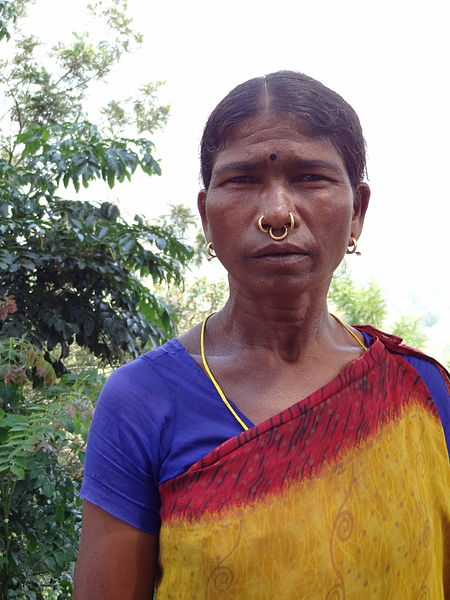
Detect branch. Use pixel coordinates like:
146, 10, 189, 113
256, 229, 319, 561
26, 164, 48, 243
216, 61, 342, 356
0, 74, 24, 163
53, 66, 78, 89
0, 73, 23, 133
60, 71, 104, 95
30, 541, 72, 572
0, 104, 14, 123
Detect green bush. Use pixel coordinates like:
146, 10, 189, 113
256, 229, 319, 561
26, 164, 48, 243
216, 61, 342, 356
0, 331, 103, 600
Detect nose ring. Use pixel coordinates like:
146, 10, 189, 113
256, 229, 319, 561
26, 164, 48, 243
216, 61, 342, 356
257, 211, 295, 241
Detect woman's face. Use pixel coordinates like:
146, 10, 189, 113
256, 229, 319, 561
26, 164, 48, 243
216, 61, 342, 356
198, 112, 370, 300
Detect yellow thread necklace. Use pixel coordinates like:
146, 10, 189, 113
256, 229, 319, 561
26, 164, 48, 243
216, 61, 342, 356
200, 312, 367, 431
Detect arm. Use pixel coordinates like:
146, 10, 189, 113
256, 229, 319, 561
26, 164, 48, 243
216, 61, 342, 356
73, 501, 159, 600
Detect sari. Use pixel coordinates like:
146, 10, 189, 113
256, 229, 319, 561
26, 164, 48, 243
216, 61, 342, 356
157, 328, 450, 599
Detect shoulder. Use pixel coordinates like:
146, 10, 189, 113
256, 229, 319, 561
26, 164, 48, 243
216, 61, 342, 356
357, 324, 450, 452
356, 325, 448, 376
356, 324, 449, 389
177, 322, 202, 355
91, 337, 199, 437
101, 338, 190, 400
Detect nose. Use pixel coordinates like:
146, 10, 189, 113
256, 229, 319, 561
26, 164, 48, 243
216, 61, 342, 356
258, 183, 299, 234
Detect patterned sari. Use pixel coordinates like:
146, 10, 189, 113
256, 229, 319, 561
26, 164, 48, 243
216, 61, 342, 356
157, 328, 450, 599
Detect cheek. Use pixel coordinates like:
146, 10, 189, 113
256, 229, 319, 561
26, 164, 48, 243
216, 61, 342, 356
306, 196, 353, 229
205, 203, 238, 248
205, 191, 256, 232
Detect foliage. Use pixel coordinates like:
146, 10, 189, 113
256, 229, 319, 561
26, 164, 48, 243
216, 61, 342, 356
0, 122, 193, 372
0, 325, 103, 599
163, 277, 228, 335
157, 202, 206, 268
154, 203, 228, 334
0, 0, 160, 154
391, 315, 428, 349
0, 0, 193, 371
101, 81, 170, 138
328, 272, 387, 328
0, 0, 18, 41
328, 272, 428, 350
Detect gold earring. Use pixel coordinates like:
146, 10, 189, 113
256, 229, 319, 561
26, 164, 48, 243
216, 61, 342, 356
346, 236, 361, 256
206, 241, 216, 261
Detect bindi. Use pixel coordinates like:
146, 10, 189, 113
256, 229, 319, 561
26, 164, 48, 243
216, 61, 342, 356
269, 153, 277, 161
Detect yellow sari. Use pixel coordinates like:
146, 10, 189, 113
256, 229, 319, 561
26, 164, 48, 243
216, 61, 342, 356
157, 329, 450, 598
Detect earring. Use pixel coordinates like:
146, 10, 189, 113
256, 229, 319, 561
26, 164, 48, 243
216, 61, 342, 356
206, 241, 216, 261
346, 236, 361, 256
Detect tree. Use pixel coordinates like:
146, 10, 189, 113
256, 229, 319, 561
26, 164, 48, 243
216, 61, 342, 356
328, 272, 387, 328
391, 315, 427, 349
0, 0, 166, 149
0, 0, 24, 43
154, 204, 228, 334
328, 272, 428, 350
0, 122, 192, 372
0, 0, 193, 372
0, 300, 103, 600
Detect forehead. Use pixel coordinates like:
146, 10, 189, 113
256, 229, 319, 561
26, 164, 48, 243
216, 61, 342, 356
214, 112, 345, 172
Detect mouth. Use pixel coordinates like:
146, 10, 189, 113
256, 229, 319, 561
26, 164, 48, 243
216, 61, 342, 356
252, 243, 309, 260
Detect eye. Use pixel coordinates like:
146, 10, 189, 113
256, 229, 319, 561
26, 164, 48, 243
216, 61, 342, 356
293, 173, 327, 183
225, 175, 258, 184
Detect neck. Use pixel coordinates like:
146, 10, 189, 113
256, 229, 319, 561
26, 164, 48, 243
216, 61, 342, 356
211, 281, 337, 362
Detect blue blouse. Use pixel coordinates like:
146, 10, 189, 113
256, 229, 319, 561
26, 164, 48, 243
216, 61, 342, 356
80, 333, 450, 534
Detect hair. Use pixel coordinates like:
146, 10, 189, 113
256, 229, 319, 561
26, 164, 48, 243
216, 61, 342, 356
200, 70, 367, 189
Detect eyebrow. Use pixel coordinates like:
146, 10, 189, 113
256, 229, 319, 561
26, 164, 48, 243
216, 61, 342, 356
291, 159, 344, 175
212, 160, 262, 178
212, 158, 344, 178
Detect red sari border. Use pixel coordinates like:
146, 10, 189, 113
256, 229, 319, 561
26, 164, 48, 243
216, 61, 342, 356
159, 327, 442, 523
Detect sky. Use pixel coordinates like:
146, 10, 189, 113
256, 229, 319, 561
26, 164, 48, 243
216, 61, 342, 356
24, 0, 450, 360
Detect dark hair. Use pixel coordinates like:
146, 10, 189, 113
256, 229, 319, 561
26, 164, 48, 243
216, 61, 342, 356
200, 70, 367, 189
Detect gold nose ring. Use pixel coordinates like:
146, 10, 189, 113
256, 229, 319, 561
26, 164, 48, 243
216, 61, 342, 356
269, 226, 289, 241
257, 215, 269, 233
257, 211, 295, 241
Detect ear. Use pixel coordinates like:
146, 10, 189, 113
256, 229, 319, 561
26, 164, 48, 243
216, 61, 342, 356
350, 182, 370, 239
197, 189, 210, 240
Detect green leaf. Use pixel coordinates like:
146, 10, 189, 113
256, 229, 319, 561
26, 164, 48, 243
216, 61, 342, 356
0, 249, 14, 265
0, 201, 8, 217
121, 238, 134, 253
98, 225, 109, 239
42, 482, 55, 497
3, 413, 28, 428
21, 139, 42, 158
19, 258, 36, 270
63, 172, 71, 187
107, 170, 115, 188
10, 464, 25, 479
54, 549, 67, 567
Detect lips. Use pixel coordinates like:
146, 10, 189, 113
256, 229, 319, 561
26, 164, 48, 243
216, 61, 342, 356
252, 243, 309, 258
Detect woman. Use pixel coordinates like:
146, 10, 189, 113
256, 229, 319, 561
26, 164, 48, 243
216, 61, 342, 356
74, 71, 450, 599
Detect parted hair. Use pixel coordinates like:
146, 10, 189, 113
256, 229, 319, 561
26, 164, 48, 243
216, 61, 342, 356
200, 70, 367, 190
